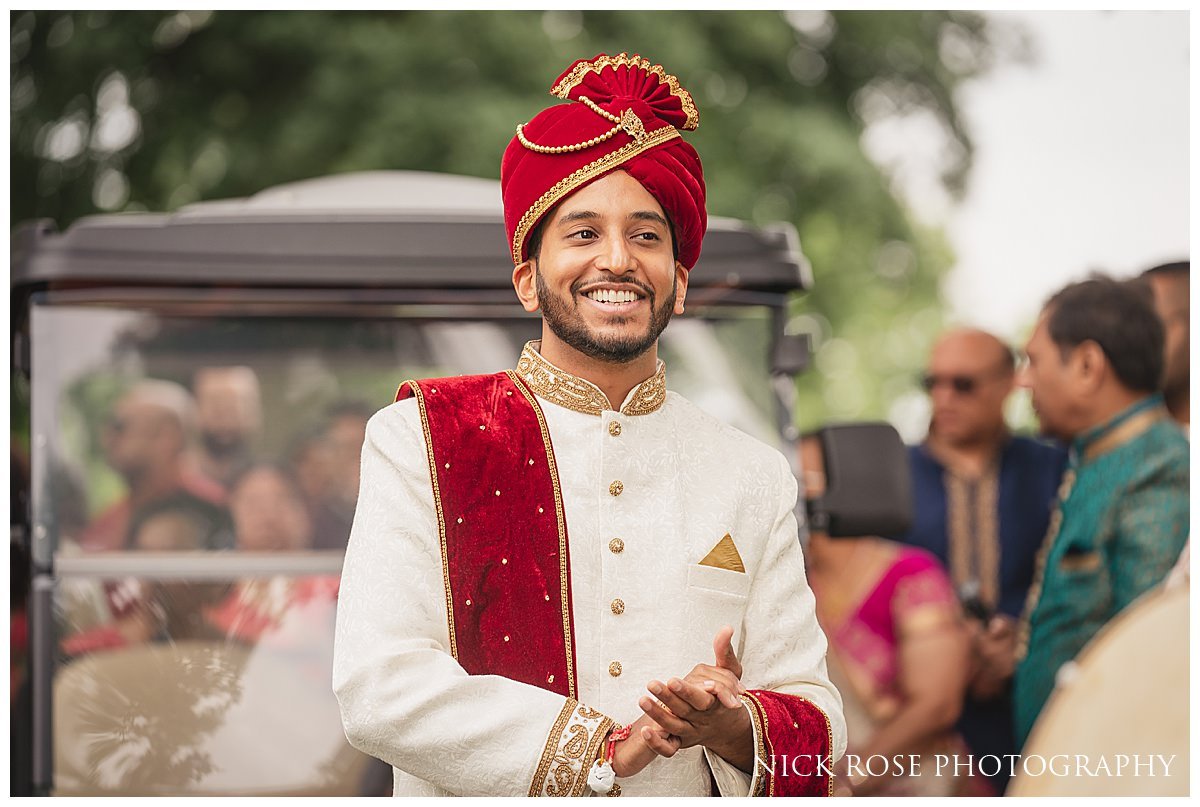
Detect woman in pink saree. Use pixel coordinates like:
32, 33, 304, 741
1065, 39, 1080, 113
801, 436, 991, 797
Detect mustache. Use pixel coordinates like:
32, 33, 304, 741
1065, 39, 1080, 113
571, 276, 655, 300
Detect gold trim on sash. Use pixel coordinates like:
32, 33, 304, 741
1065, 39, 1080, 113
508, 370, 577, 700
400, 379, 458, 661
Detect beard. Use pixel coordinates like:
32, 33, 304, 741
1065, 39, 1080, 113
536, 269, 676, 364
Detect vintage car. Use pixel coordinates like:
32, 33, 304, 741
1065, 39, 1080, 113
10, 170, 819, 796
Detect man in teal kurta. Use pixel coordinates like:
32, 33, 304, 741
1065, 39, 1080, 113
1012, 276, 1189, 749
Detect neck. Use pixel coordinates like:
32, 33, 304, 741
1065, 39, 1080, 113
1077, 387, 1154, 437
537, 330, 659, 411
926, 423, 1007, 477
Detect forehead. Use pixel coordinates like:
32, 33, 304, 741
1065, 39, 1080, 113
929, 332, 1007, 370
552, 170, 664, 220
1023, 315, 1052, 352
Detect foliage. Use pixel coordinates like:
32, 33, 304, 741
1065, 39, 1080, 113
10, 10, 1024, 428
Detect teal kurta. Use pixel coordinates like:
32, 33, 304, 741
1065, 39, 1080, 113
1014, 395, 1189, 749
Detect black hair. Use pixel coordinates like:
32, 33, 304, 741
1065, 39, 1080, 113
125, 493, 236, 551
1140, 260, 1189, 280
1044, 275, 1164, 394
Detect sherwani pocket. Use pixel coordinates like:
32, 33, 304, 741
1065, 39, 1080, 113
687, 562, 752, 598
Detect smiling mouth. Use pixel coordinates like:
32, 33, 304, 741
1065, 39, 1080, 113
580, 287, 647, 308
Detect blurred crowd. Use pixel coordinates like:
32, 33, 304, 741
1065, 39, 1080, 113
805, 262, 1190, 796
48, 366, 373, 657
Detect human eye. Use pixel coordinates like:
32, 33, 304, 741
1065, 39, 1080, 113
568, 228, 597, 240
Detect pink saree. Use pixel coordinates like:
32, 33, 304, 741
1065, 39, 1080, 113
815, 545, 988, 797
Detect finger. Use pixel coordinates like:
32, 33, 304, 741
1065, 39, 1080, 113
701, 679, 745, 710
713, 625, 744, 679
686, 664, 746, 695
652, 677, 705, 720
648, 679, 699, 719
665, 676, 719, 712
639, 694, 692, 736
640, 725, 681, 758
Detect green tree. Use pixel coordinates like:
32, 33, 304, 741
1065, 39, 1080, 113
10, 10, 1026, 428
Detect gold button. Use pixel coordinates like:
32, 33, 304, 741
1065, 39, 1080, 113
609, 783, 622, 797
608, 421, 622, 437
609, 481, 624, 497
608, 661, 622, 677
610, 598, 625, 615
609, 538, 625, 554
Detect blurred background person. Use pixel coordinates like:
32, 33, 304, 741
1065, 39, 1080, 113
308, 401, 373, 550
207, 462, 338, 647
79, 380, 225, 552
1013, 275, 1189, 750
62, 493, 236, 656
892, 327, 1065, 793
800, 434, 983, 796
1138, 261, 1190, 589
190, 366, 264, 492
227, 463, 313, 553
1138, 261, 1189, 433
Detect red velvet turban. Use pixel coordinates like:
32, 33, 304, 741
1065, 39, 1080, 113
501, 53, 708, 270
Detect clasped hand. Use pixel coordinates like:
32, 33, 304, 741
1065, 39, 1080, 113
611, 626, 754, 777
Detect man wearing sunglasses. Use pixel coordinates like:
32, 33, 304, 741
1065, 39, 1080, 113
895, 327, 1066, 793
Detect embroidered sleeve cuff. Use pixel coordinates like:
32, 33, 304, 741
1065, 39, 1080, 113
702, 698, 759, 797
741, 690, 833, 797
529, 698, 615, 797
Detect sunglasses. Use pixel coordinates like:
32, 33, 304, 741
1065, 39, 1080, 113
920, 374, 983, 395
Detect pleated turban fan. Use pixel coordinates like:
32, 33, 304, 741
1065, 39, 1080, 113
501, 53, 708, 270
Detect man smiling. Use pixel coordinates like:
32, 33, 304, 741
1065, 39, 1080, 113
333, 53, 845, 797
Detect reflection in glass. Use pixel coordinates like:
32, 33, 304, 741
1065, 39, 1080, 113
54, 575, 359, 795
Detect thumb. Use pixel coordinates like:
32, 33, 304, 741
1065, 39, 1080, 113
713, 625, 744, 681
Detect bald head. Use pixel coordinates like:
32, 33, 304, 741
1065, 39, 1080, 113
931, 328, 1014, 373
924, 328, 1015, 447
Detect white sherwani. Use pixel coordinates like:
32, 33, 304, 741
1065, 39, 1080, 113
333, 343, 846, 796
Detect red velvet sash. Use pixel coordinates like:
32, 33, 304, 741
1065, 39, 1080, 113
396, 371, 578, 699
744, 690, 833, 796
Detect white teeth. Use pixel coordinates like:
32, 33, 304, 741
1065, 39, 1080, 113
586, 289, 639, 304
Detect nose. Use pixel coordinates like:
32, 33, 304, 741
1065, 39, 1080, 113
595, 234, 635, 275
929, 384, 956, 407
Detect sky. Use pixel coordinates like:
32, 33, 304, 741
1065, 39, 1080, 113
871, 10, 1191, 344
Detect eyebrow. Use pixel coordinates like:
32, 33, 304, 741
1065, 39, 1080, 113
555, 210, 669, 227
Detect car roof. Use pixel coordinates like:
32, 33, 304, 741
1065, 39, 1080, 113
11, 170, 812, 293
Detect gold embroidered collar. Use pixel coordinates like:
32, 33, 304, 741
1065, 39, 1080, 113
515, 341, 666, 417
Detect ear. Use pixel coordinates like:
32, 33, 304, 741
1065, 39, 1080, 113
512, 259, 540, 313
673, 261, 689, 315
1074, 340, 1108, 391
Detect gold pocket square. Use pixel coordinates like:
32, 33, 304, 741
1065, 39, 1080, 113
698, 533, 745, 574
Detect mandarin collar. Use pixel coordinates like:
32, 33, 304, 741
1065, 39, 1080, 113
515, 341, 667, 417
1072, 394, 1166, 465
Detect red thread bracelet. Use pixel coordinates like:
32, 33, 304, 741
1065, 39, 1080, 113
605, 725, 633, 764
